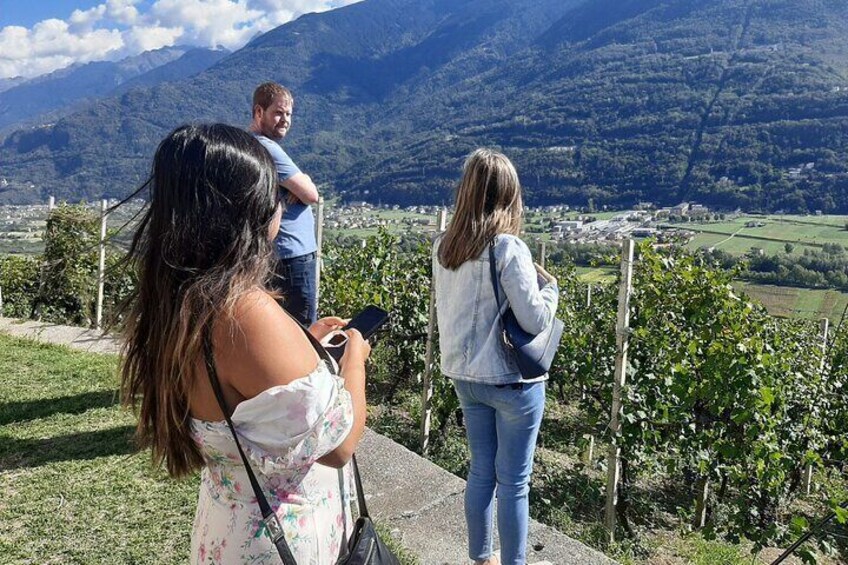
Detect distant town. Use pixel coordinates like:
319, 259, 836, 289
0, 198, 742, 254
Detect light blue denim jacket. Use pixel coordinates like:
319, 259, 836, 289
433, 233, 560, 385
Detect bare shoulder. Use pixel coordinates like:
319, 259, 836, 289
213, 288, 319, 399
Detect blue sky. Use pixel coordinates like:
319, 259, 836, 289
0, 1, 151, 27
0, 0, 360, 80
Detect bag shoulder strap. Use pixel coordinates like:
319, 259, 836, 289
279, 315, 369, 517
202, 325, 298, 565
202, 311, 369, 563
488, 239, 505, 319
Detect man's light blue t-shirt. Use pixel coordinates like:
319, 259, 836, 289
254, 134, 317, 259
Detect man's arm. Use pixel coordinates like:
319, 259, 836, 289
282, 173, 319, 204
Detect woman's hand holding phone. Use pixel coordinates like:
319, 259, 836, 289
320, 306, 386, 365
309, 316, 348, 341
340, 329, 371, 369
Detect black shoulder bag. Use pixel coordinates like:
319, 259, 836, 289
488, 239, 565, 379
201, 316, 400, 565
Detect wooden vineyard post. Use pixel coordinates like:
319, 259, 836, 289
583, 435, 595, 466
582, 284, 593, 462
695, 478, 710, 529
95, 199, 108, 330
314, 197, 324, 305
538, 239, 547, 269
32, 196, 56, 320
805, 318, 830, 495
604, 239, 635, 543
420, 208, 448, 454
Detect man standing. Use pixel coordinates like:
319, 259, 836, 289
250, 82, 319, 325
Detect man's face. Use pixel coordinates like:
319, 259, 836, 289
256, 95, 293, 140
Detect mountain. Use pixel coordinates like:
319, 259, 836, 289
337, 0, 848, 211
0, 0, 577, 203
109, 48, 230, 97
0, 46, 228, 133
1, 0, 847, 212
0, 77, 27, 94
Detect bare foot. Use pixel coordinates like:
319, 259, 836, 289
474, 557, 500, 565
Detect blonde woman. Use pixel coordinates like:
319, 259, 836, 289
433, 149, 558, 565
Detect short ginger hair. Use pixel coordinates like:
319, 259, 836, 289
252, 82, 293, 115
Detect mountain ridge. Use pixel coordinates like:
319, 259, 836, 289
1, 0, 847, 212
0, 46, 229, 134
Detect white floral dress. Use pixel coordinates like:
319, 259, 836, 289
189, 361, 354, 565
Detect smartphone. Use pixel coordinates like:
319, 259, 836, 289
344, 305, 389, 340
323, 305, 389, 362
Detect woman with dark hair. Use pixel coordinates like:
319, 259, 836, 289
120, 124, 369, 563
433, 149, 559, 565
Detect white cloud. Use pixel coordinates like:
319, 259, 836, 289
150, 0, 265, 49
69, 5, 107, 31
0, 0, 362, 79
106, 0, 142, 25
124, 25, 184, 53
0, 20, 124, 78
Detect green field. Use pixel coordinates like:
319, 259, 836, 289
572, 269, 848, 322
736, 283, 848, 321
685, 215, 848, 255
575, 266, 617, 284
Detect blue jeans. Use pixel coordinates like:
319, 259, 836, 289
271, 252, 317, 326
452, 379, 545, 565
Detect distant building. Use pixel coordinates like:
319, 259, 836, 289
671, 203, 690, 216
557, 220, 584, 233
632, 227, 658, 238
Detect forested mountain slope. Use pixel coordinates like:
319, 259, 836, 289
1, 0, 846, 211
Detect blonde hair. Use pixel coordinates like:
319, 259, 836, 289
438, 148, 523, 269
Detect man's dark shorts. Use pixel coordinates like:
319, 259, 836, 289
271, 252, 317, 327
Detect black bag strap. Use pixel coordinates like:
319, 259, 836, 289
283, 316, 369, 517
201, 312, 365, 565
350, 451, 370, 518
201, 326, 298, 565
488, 239, 502, 312
488, 239, 508, 337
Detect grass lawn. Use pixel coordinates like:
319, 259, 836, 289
0, 334, 417, 565
0, 335, 196, 564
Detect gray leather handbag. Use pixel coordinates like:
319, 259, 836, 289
488, 240, 564, 379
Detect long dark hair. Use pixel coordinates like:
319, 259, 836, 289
120, 123, 280, 477
438, 148, 523, 269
